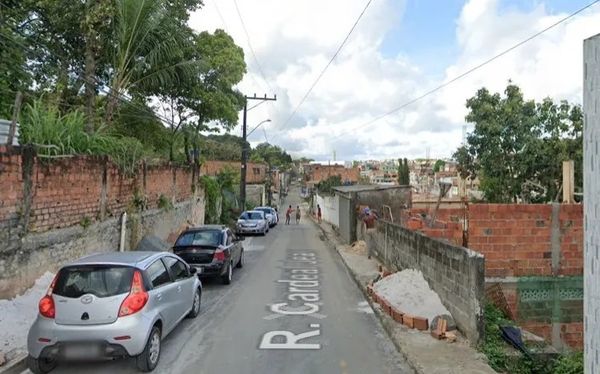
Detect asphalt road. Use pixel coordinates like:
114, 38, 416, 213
24, 195, 413, 374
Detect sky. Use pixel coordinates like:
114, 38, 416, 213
188, 0, 600, 161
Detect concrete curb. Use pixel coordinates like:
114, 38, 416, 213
312, 218, 426, 374
0, 353, 27, 374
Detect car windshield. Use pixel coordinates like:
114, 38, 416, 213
255, 208, 271, 214
240, 212, 264, 220
53, 265, 134, 298
175, 230, 223, 247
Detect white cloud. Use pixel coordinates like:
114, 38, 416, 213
188, 0, 600, 161
438, 0, 600, 125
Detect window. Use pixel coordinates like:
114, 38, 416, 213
240, 212, 264, 220
146, 260, 171, 288
175, 230, 223, 247
53, 266, 133, 298
253, 167, 261, 175
163, 257, 189, 281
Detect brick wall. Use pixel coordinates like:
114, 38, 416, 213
359, 219, 485, 345
400, 202, 584, 349
309, 165, 360, 184
0, 147, 197, 235
201, 160, 267, 184
0, 146, 204, 299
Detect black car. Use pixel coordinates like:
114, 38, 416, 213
173, 225, 245, 285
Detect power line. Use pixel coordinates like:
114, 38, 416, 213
329, 0, 600, 142
278, 0, 373, 132
210, 0, 266, 92
211, 0, 230, 32
247, 100, 266, 112
232, 0, 274, 93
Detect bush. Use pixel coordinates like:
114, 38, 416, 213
553, 352, 583, 374
19, 100, 145, 173
200, 175, 220, 224
480, 303, 582, 374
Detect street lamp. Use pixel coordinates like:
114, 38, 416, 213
247, 119, 271, 137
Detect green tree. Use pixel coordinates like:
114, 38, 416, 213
170, 29, 246, 164
397, 158, 410, 185
317, 175, 343, 195
433, 159, 445, 173
105, 0, 197, 123
454, 83, 582, 203
251, 143, 293, 171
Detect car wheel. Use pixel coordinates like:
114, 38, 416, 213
187, 288, 201, 318
27, 355, 56, 374
136, 325, 161, 372
221, 262, 232, 285
236, 250, 244, 268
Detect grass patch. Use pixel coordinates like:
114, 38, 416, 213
158, 194, 173, 211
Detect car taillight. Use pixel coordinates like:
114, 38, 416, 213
118, 271, 148, 317
214, 247, 226, 261
39, 274, 58, 319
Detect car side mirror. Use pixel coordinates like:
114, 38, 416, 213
189, 267, 197, 275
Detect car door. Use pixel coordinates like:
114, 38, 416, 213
225, 230, 239, 265
163, 256, 194, 321
146, 259, 179, 334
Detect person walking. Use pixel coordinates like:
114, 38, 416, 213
285, 205, 293, 225
295, 205, 301, 224
317, 204, 322, 223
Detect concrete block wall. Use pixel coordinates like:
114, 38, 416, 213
359, 219, 485, 345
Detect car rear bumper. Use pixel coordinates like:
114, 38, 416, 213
27, 313, 153, 359
236, 227, 265, 234
37, 341, 130, 361
189, 261, 226, 277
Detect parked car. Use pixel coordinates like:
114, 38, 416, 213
27, 251, 202, 373
172, 225, 244, 285
236, 210, 269, 236
253, 206, 278, 227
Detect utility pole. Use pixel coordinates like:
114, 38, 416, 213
240, 93, 277, 210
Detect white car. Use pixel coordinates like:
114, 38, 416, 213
237, 210, 269, 235
254, 207, 278, 227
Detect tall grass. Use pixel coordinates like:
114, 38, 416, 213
19, 100, 145, 173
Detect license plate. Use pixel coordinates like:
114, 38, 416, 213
63, 344, 101, 360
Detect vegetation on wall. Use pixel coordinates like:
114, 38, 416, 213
20, 100, 144, 173
317, 175, 343, 195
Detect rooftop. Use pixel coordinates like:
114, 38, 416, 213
333, 185, 410, 193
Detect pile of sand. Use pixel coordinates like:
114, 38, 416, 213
373, 269, 450, 322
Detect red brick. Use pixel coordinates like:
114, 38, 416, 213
414, 316, 428, 331
391, 307, 404, 323
403, 314, 414, 329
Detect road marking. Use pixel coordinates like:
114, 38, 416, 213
259, 251, 325, 350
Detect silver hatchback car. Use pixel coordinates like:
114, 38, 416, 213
27, 251, 202, 373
